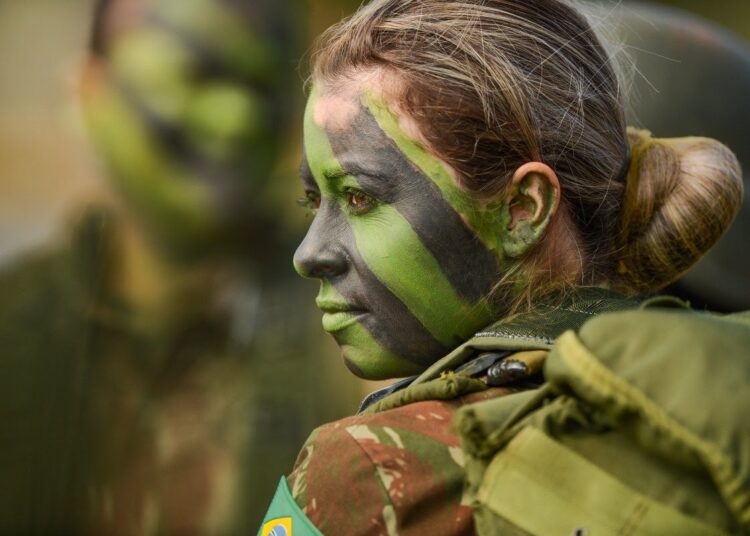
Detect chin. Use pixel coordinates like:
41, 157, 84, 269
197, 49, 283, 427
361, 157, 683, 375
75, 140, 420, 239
339, 344, 423, 381
341, 353, 367, 378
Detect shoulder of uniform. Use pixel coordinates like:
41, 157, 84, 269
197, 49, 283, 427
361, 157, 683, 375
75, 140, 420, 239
287, 415, 394, 535
290, 401, 477, 534
298, 398, 464, 460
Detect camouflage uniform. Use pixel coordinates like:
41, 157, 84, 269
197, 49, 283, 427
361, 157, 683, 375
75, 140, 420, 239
261, 290, 631, 535
287, 386, 511, 535
262, 289, 750, 535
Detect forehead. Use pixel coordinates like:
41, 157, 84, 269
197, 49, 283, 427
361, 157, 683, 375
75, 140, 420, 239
307, 71, 379, 133
304, 81, 406, 173
308, 78, 437, 169
310, 91, 361, 132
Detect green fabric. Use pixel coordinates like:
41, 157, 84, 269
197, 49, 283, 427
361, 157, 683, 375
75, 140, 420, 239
361, 372, 488, 415
479, 426, 729, 536
413, 288, 638, 385
258, 478, 322, 536
456, 302, 750, 534
355, 291, 749, 532
366, 288, 638, 417
548, 309, 750, 528
456, 386, 559, 459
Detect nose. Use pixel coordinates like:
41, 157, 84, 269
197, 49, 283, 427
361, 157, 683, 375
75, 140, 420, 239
293, 209, 348, 280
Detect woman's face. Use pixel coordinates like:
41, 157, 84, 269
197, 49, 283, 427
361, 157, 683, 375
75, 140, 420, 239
294, 80, 508, 379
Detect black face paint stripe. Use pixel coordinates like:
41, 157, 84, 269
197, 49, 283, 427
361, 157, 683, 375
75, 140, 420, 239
325, 203, 450, 364
327, 105, 501, 303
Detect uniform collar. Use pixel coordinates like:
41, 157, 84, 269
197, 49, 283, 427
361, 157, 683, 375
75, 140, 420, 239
359, 287, 638, 412
413, 287, 638, 385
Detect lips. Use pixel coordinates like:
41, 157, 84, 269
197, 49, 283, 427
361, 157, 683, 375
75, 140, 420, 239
315, 298, 367, 332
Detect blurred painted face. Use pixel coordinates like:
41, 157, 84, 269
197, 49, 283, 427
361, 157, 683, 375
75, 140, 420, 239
294, 81, 506, 379
83, 0, 287, 257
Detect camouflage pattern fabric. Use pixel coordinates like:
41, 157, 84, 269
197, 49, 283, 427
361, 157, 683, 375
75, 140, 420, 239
0, 207, 250, 534
280, 289, 639, 535
0, 200, 358, 534
287, 387, 511, 536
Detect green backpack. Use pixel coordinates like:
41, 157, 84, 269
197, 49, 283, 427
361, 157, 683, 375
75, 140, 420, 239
456, 304, 750, 535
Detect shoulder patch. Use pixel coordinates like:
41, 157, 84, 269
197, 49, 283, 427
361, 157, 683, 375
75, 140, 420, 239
260, 517, 292, 536
259, 477, 323, 536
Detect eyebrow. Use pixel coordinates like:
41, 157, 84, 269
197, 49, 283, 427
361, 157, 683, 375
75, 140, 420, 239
298, 160, 359, 183
325, 164, 389, 184
323, 169, 349, 180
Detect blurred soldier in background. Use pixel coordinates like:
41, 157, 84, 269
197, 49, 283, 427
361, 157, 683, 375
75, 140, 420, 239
0, 0, 361, 533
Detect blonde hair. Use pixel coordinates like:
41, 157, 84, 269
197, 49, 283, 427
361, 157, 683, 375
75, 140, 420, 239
311, 0, 743, 299
617, 128, 742, 293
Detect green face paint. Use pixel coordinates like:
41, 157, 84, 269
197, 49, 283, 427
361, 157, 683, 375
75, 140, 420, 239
83, 77, 222, 253
361, 91, 513, 255
316, 283, 423, 379
294, 84, 508, 379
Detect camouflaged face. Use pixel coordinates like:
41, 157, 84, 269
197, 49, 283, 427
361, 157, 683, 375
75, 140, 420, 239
294, 86, 503, 379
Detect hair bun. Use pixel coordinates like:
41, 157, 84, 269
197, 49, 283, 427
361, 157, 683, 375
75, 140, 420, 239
616, 127, 743, 294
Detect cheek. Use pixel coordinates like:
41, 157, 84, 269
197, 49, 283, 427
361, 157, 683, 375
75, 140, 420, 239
349, 207, 490, 347
350, 208, 441, 304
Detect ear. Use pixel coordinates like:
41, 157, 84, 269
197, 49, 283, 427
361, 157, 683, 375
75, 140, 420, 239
502, 162, 561, 258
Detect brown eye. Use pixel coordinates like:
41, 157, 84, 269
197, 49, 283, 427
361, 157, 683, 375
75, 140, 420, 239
350, 192, 369, 208
346, 190, 376, 214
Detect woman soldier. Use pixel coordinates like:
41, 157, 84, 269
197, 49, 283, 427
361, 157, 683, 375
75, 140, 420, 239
259, 0, 749, 534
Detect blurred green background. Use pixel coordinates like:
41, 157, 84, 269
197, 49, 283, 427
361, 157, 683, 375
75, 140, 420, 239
0, 0, 747, 534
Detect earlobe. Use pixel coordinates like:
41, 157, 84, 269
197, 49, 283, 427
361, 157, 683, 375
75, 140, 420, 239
502, 162, 561, 258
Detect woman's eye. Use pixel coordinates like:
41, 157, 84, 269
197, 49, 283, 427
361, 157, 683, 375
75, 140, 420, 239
346, 190, 375, 214
297, 191, 321, 213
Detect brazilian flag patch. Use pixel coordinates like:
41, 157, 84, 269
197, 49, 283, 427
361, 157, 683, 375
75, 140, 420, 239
258, 478, 323, 536
260, 517, 292, 536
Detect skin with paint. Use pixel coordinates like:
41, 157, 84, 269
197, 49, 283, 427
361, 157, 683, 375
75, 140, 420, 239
294, 75, 561, 379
